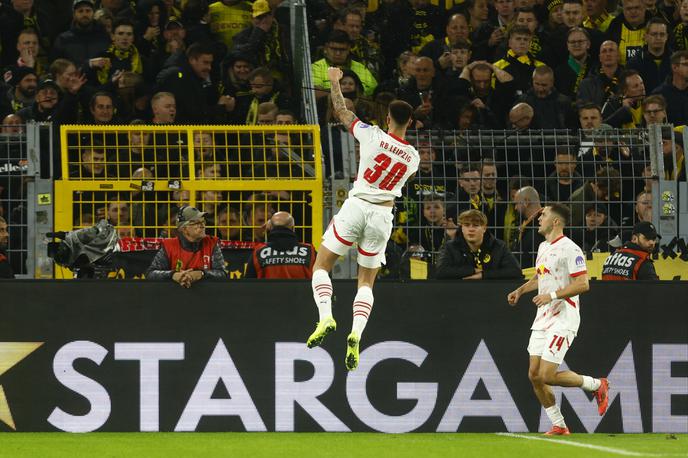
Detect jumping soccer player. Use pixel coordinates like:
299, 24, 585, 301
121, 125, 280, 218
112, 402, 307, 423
307, 67, 419, 371
507, 203, 610, 435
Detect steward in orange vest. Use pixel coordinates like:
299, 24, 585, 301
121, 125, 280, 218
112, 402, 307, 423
146, 206, 226, 286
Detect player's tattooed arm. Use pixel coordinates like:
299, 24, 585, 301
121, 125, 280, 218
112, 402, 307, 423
327, 67, 356, 126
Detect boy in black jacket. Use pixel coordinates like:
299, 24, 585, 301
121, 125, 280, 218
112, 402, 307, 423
436, 209, 522, 279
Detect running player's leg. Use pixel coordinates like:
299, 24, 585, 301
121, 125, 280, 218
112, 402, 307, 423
537, 328, 609, 415
528, 356, 556, 407
538, 356, 610, 416
528, 332, 569, 434
529, 356, 569, 434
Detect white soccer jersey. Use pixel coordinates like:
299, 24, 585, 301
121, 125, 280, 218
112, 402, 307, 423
531, 235, 587, 334
347, 118, 420, 203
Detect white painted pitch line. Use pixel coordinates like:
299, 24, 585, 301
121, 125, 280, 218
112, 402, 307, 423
495, 432, 686, 457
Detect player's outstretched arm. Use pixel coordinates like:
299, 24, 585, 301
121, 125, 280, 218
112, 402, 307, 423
327, 67, 356, 127
507, 274, 538, 306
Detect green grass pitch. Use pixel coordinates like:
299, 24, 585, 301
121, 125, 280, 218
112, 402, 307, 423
0, 433, 686, 458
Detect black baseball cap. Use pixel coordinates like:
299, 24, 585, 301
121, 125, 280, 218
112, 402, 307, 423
164, 16, 184, 30
633, 221, 660, 240
37, 76, 59, 92
73, 0, 95, 9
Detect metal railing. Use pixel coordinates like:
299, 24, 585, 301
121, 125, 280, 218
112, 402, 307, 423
0, 123, 54, 278
323, 124, 687, 278
290, 0, 318, 125
56, 124, 324, 244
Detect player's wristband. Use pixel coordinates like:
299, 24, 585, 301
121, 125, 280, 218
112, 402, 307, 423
550, 291, 558, 301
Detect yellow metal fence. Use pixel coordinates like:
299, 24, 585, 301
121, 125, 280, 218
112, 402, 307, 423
55, 124, 323, 248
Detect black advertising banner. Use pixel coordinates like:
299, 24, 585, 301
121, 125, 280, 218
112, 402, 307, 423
0, 281, 686, 433
107, 249, 253, 279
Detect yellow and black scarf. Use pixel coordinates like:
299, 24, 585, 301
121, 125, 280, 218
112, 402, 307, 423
97, 44, 143, 84
246, 92, 279, 125
600, 67, 619, 99
673, 23, 688, 51
583, 11, 613, 32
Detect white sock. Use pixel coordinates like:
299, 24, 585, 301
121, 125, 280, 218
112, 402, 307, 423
352, 286, 374, 337
311, 269, 332, 321
580, 375, 601, 392
545, 405, 567, 428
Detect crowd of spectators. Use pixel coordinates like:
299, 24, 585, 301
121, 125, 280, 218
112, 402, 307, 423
305, 0, 686, 270
0, 0, 317, 252
1, 0, 687, 278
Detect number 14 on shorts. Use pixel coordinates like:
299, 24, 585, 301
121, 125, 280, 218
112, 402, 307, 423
549, 334, 568, 352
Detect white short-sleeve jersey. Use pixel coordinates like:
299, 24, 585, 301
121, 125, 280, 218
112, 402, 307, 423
531, 235, 588, 334
347, 118, 420, 203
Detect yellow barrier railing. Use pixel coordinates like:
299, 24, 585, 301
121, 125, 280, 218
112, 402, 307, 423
55, 124, 324, 270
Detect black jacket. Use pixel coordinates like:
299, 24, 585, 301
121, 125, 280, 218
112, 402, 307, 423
435, 230, 522, 280
51, 23, 111, 68
518, 89, 576, 129
627, 46, 672, 93
155, 53, 223, 124
651, 80, 688, 126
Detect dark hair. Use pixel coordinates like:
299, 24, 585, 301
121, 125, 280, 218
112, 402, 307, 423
186, 42, 214, 60
112, 18, 135, 32
619, 69, 641, 93
548, 202, 571, 226
18, 27, 39, 38
340, 68, 363, 91
646, 16, 669, 29
182, 0, 210, 23
89, 91, 113, 110
642, 94, 666, 109
388, 99, 413, 126
509, 175, 532, 191
451, 39, 472, 51
326, 30, 352, 46
341, 6, 363, 22
671, 50, 688, 65
248, 66, 273, 83
509, 25, 533, 39
459, 162, 482, 175
563, 0, 583, 5
578, 101, 601, 113
515, 6, 537, 15
593, 166, 621, 196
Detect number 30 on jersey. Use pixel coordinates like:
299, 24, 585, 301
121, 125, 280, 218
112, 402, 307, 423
363, 153, 408, 191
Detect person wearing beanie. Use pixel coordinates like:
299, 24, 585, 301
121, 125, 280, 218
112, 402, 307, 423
0, 66, 37, 119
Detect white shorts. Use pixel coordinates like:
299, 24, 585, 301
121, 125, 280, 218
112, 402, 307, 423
322, 197, 394, 269
527, 329, 576, 365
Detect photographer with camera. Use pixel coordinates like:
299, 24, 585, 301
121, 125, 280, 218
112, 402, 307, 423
146, 206, 226, 287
